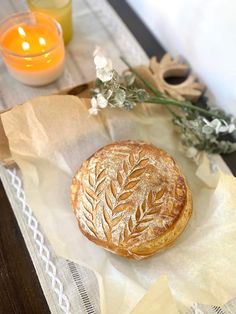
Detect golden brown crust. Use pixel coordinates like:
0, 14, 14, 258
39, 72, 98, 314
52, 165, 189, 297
71, 140, 192, 260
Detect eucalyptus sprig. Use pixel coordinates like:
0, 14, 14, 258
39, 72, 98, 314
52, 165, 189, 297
89, 48, 236, 156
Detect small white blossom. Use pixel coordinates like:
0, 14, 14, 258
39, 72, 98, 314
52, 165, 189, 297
89, 108, 98, 116
202, 118, 236, 135
114, 89, 126, 107
97, 94, 108, 108
210, 119, 222, 134
202, 124, 214, 135
93, 46, 113, 82
93, 88, 100, 94
186, 147, 198, 158
203, 118, 228, 135
228, 124, 236, 133
89, 107, 99, 115
219, 120, 236, 133
97, 68, 113, 82
94, 55, 108, 69
89, 97, 99, 115
217, 120, 227, 132
93, 46, 113, 71
91, 97, 98, 108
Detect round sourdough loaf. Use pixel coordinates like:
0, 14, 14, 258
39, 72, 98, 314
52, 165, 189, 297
71, 141, 192, 260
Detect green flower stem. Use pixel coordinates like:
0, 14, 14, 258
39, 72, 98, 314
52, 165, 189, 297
121, 56, 223, 120
120, 56, 163, 97
145, 98, 222, 119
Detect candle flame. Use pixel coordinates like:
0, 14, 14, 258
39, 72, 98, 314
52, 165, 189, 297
39, 37, 46, 46
22, 41, 30, 51
18, 26, 26, 37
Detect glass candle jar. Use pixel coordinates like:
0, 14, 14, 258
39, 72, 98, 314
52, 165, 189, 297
27, 0, 73, 44
0, 12, 65, 86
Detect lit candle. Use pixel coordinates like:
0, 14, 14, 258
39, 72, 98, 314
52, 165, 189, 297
0, 12, 65, 86
27, 0, 72, 45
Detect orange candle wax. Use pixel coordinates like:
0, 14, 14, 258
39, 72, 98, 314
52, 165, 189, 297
0, 12, 65, 86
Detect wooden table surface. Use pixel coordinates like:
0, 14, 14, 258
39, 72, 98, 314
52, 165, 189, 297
0, 1, 235, 313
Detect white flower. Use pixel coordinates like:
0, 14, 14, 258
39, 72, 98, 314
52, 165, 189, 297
93, 46, 113, 70
209, 119, 222, 134
91, 97, 98, 108
97, 68, 113, 82
202, 118, 236, 135
228, 124, 236, 133
89, 107, 99, 115
218, 120, 235, 133
202, 124, 214, 135
202, 118, 227, 135
186, 147, 198, 158
217, 120, 228, 133
94, 55, 108, 69
114, 89, 126, 107
93, 88, 100, 94
93, 46, 113, 82
89, 94, 108, 115
89, 97, 99, 115
97, 94, 108, 108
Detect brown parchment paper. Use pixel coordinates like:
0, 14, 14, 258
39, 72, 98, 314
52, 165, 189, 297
0, 110, 12, 166
1, 95, 236, 314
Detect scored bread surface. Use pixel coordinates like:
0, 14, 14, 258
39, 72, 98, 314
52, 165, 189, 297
71, 140, 192, 260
